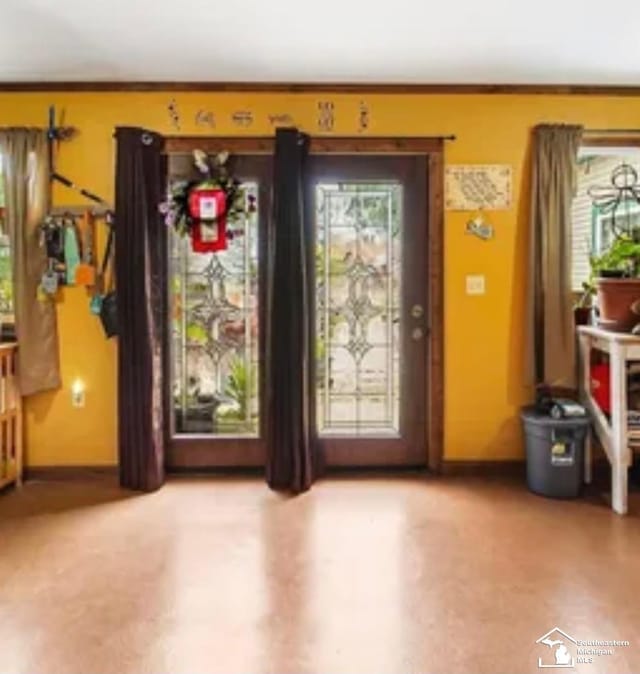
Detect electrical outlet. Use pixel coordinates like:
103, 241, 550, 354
466, 274, 486, 295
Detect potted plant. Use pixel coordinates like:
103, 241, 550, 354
574, 281, 595, 326
590, 235, 640, 331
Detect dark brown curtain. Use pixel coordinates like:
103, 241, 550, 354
114, 127, 167, 491
266, 128, 314, 493
527, 124, 583, 388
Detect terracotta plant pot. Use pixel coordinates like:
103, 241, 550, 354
596, 277, 640, 332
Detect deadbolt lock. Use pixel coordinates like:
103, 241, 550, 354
411, 304, 424, 319
412, 327, 424, 341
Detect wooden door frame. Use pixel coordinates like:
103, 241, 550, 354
164, 136, 444, 472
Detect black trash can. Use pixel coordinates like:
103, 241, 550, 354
520, 406, 590, 499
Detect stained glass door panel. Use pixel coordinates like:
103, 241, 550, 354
309, 156, 428, 466
316, 184, 401, 436
170, 182, 259, 436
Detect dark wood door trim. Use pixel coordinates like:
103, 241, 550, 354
165, 136, 445, 472
166, 155, 272, 469
307, 155, 428, 468
427, 151, 444, 473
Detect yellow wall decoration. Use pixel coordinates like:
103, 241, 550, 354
2, 91, 640, 466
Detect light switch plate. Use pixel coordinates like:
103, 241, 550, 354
466, 274, 486, 295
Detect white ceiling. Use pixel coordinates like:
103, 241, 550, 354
1, 0, 640, 84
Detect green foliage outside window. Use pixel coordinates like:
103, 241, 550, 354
0, 158, 13, 320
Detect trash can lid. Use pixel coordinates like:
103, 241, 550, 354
520, 405, 590, 427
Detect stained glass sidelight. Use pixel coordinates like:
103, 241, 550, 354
315, 183, 402, 436
170, 183, 259, 436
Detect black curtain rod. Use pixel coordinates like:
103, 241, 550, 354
51, 119, 455, 141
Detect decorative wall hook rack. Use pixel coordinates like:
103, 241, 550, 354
47, 105, 111, 212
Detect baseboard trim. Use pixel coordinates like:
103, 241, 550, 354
27, 462, 522, 480
25, 465, 118, 482
20, 459, 626, 486
441, 460, 526, 477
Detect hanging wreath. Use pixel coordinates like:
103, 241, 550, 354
159, 150, 256, 252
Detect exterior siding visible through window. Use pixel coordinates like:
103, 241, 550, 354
571, 151, 640, 292
0, 154, 14, 322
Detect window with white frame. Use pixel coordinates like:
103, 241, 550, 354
571, 148, 640, 292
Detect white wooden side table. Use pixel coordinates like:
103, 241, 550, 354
0, 342, 22, 490
577, 326, 638, 515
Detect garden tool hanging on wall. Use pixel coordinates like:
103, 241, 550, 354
90, 211, 114, 313
38, 214, 82, 288
38, 215, 66, 300
90, 214, 117, 338
63, 216, 81, 286
74, 210, 97, 287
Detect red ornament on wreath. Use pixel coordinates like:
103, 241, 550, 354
188, 186, 228, 253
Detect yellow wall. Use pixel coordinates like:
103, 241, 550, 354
1, 91, 640, 466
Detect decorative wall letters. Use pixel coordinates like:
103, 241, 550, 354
317, 101, 335, 132
232, 111, 253, 127
358, 101, 370, 132
195, 109, 216, 128
168, 99, 181, 131
268, 113, 294, 127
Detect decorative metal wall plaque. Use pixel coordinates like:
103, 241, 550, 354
465, 214, 495, 240
358, 101, 369, 132
445, 165, 512, 210
317, 101, 335, 132
232, 111, 253, 127
268, 113, 294, 126
588, 163, 640, 238
195, 109, 216, 128
168, 99, 181, 131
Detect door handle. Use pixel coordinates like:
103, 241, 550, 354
412, 327, 424, 341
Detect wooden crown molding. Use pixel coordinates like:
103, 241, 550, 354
1, 82, 640, 95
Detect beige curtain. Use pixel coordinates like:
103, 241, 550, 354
527, 124, 583, 388
0, 129, 60, 395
